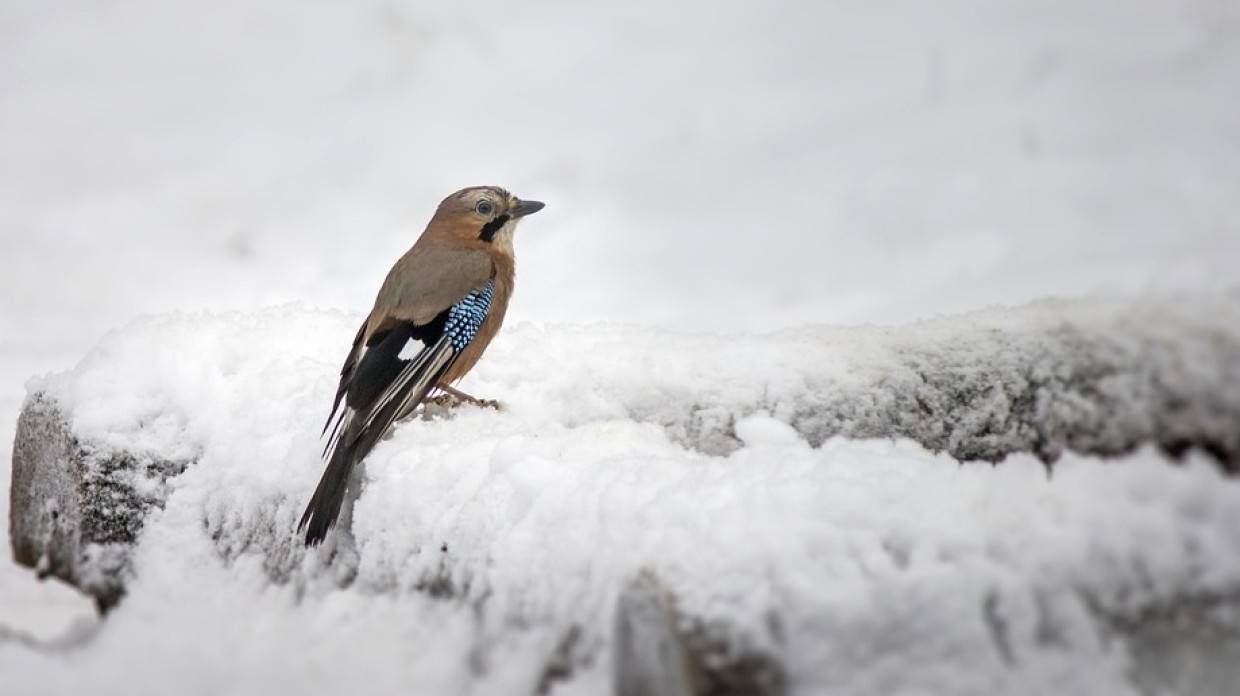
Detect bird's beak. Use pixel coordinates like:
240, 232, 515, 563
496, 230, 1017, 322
510, 199, 545, 218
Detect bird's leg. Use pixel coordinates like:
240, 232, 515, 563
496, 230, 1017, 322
436, 382, 484, 405
429, 382, 502, 411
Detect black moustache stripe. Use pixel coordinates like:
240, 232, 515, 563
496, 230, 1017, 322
479, 214, 510, 242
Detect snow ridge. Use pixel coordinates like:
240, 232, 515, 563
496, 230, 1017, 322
8, 294, 1240, 694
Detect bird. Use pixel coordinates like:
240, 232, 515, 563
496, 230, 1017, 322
299, 185, 544, 546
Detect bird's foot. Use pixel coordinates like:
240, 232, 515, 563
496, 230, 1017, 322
419, 388, 501, 420
434, 383, 501, 410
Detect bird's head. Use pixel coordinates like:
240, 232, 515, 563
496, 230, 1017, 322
430, 186, 545, 252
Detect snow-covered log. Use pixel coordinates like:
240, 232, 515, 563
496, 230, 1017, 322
10, 394, 188, 610
8, 295, 1240, 693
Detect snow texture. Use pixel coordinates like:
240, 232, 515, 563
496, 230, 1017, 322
7, 296, 1240, 694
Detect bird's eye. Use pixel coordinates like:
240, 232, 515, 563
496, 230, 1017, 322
475, 200, 494, 216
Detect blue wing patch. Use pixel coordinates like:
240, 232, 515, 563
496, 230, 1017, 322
443, 280, 495, 350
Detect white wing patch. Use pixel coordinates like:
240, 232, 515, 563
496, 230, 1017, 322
398, 338, 423, 361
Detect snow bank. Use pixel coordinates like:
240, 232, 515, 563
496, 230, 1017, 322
8, 296, 1240, 694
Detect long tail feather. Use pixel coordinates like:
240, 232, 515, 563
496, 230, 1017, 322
300, 412, 357, 545
300, 338, 457, 546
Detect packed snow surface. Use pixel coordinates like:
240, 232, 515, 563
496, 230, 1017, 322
5, 304, 1240, 694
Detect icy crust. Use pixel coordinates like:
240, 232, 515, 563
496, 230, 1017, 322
11, 296, 1240, 694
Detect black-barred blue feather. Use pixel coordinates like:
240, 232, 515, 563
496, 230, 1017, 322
443, 280, 495, 351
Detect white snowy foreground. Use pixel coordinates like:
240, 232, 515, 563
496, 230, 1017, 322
5, 297, 1240, 695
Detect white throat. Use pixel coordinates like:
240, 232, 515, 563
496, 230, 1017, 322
491, 218, 518, 254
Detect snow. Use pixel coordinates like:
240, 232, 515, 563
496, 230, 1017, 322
5, 303, 1240, 693
2, 0, 1239, 693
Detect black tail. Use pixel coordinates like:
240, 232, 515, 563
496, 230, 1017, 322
299, 417, 359, 545
300, 325, 460, 547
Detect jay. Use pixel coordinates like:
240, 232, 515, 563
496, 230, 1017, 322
300, 186, 544, 545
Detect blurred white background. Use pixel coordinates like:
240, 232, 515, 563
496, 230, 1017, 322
1, 0, 1238, 630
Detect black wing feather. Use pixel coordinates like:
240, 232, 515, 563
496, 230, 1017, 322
322, 321, 367, 436
300, 311, 458, 546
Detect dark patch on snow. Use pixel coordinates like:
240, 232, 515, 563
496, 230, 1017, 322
613, 571, 786, 696
1084, 589, 1240, 696
9, 394, 190, 612
982, 590, 1016, 667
